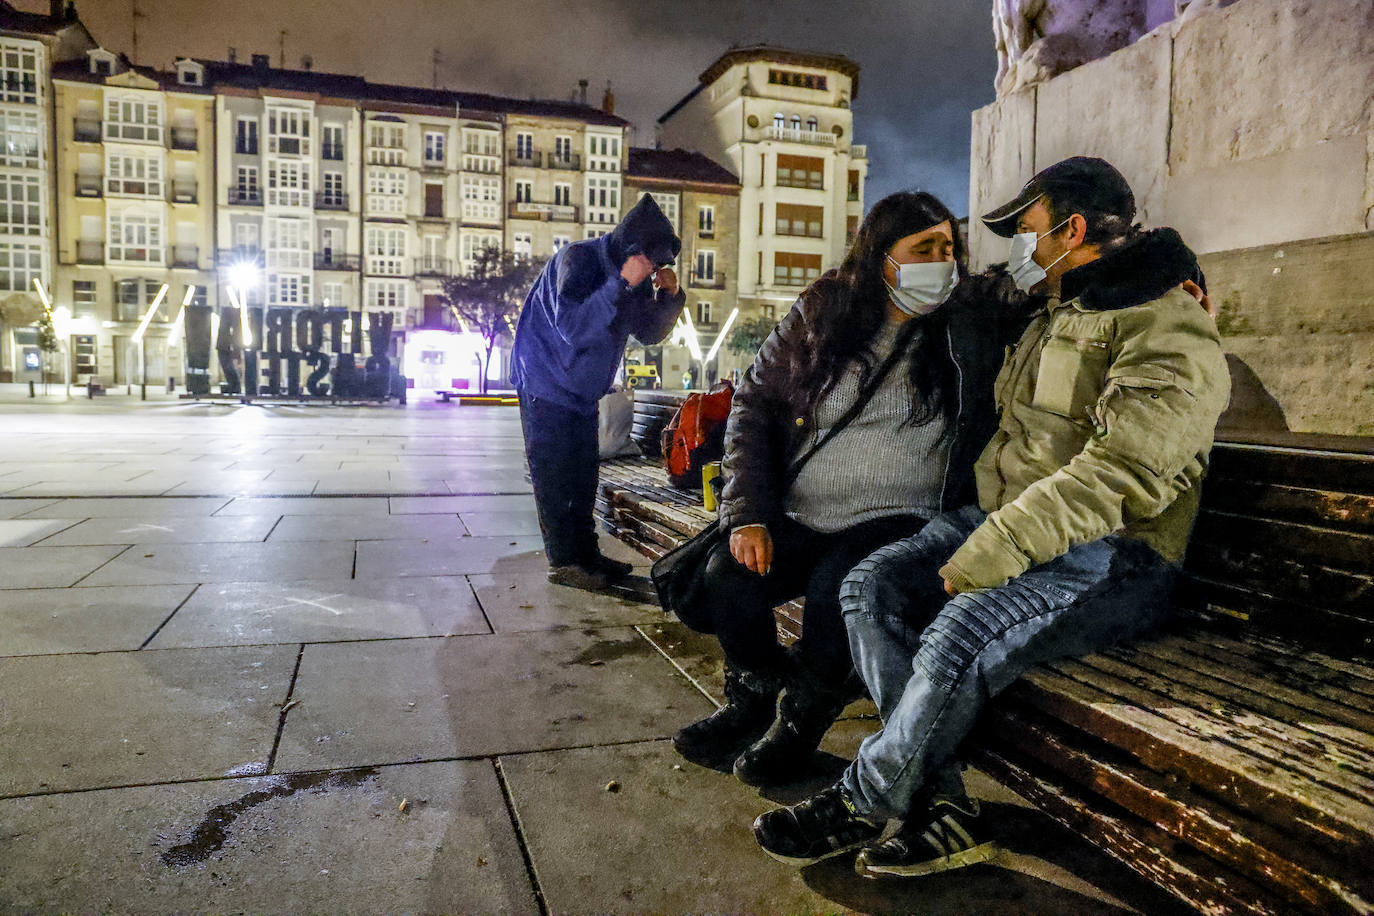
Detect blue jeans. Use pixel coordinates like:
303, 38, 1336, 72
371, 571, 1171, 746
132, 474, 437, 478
837, 505, 1176, 820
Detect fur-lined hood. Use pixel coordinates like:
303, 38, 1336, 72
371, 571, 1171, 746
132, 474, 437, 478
1060, 228, 1199, 311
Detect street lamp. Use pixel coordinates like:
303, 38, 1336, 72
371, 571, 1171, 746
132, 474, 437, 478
130, 283, 169, 401
31, 278, 68, 398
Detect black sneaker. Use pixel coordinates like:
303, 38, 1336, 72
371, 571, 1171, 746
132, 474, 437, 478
546, 563, 611, 592
588, 551, 633, 579
855, 796, 998, 878
753, 785, 884, 866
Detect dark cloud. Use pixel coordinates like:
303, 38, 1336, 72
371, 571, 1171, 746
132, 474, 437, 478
45, 0, 997, 213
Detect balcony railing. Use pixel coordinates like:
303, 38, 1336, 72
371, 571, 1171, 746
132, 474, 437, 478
74, 173, 101, 197
850, 144, 868, 159
315, 191, 349, 211
414, 256, 453, 276
73, 118, 101, 143
689, 270, 726, 290
508, 149, 542, 168
549, 152, 581, 170
314, 252, 360, 271
217, 246, 265, 268
764, 125, 836, 146
170, 127, 198, 151
76, 240, 103, 265
170, 245, 199, 268
508, 200, 578, 222
227, 186, 262, 206
171, 180, 198, 204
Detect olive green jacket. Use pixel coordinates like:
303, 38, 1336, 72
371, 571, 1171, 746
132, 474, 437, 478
939, 229, 1231, 593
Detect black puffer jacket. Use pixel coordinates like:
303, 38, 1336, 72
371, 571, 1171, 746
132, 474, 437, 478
717, 268, 1039, 531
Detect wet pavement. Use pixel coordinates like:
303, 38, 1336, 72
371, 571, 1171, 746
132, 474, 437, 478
0, 390, 1189, 915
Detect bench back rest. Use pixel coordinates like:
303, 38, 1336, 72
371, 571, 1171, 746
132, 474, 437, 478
1181, 432, 1374, 659
631, 390, 689, 458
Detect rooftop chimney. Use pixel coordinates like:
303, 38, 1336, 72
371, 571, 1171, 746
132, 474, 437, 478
227, 46, 237, 63
602, 81, 615, 115
578, 78, 588, 105
251, 53, 270, 73
300, 55, 313, 71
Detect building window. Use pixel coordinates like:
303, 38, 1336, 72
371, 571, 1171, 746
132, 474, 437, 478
761, 304, 777, 321
266, 217, 310, 271
773, 112, 785, 130
268, 272, 310, 306
774, 252, 822, 287
553, 135, 572, 165
320, 281, 344, 308
776, 203, 824, 238
0, 43, 39, 105
0, 240, 41, 292
366, 167, 405, 214
424, 130, 445, 166
698, 206, 714, 236
105, 153, 163, 198
586, 132, 621, 172
0, 110, 40, 168
806, 116, 818, 133
115, 278, 170, 321
73, 335, 96, 374
789, 114, 802, 131
461, 175, 500, 222
553, 183, 572, 207
648, 192, 679, 233
367, 279, 406, 313
552, 236, 570, 254
461, 232, 501, 266
321, 171, 344, 206
695, 249, 715, 282
235, 117, 259, 155
514, 132, 533, 160
321, 124, 344, 160
105, 96, 163, 143
768, 69, 827, 91
73, 279, 98, 317
586, 176, 620, 222
107, 211, 163, 263
233, 221, 260, 250
696, 301, 713, 325
365, 227, 406, 275
0, 173, 41, 235
776, 154, 825, 190
514, 180, 533, 204
511, 232, 532, 258
267, 107, 310, 156
266, 159, 311, 208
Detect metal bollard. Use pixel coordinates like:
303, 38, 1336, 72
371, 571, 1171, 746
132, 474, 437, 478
28, 380, 34, 397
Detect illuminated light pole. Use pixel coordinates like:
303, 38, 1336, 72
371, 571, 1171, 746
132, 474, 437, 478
165, 285, 195, 395
130, 283, 169, 401
702, 307, 740, 383
31, 278, 69, 398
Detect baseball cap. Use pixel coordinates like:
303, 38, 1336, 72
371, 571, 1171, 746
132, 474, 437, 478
981, 157, 1136, 238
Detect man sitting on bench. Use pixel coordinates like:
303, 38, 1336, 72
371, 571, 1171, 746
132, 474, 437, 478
752, 157, 1231, 878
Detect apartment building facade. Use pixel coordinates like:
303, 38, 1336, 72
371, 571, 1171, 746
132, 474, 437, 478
657, 47, 866, 322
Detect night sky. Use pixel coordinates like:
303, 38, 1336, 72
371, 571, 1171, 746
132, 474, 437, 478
33, 0, 1000, 216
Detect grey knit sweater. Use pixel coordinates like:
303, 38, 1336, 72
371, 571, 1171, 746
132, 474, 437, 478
783, 317, 950, 533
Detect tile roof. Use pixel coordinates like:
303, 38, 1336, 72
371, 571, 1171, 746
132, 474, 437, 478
627, 148, 739, 189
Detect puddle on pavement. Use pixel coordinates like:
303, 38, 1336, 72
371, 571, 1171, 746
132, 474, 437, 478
160, 767, 377, 867
566, 636, 650, 667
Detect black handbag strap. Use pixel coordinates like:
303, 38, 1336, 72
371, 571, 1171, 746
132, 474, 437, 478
781, 328, 912, 488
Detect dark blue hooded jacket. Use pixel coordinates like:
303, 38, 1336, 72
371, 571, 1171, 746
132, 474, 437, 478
510, 195, 686, 414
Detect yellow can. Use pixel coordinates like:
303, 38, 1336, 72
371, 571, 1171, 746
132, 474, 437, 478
701, 461, 722, 512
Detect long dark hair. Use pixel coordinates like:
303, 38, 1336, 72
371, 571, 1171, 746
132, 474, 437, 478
797, 191, 968, 429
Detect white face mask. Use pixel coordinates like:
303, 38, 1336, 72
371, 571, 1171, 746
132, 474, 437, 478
1008, 217, 1072, 293
884, 256, 958, 316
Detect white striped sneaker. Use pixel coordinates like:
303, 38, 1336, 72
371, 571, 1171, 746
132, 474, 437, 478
854, 796, 999, 878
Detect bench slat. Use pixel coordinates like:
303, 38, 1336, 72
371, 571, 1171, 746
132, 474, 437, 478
1176, 576, 1374, 657
977, 705, 1374, 915
1183, 542, 1374, 619
1192, 511, 1374, 575
1201, 480, 1374, 535
1208, 446, 1374, 497
1010, 665, 1374, 859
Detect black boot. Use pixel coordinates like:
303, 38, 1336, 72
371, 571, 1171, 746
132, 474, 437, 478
673, 665, 781, 768
732, 667, 858, 786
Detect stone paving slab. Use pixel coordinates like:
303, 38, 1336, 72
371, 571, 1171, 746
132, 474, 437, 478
458, 509, 542, 536
0, 584, 194, 656
0, 498, 58, 518
0, 544, 128, 589
471, 572, 664, 633
0, 517, 78, 547
12, 497, 231, 518
4, 480, 174, 497
76, 540, 356, 587
274, 628, 712, 772
266, 513, 469, 542
0, 760, 537, 916
354, 536, 545, 578
32, 515, 280, 546
0, 645, 297, 796
214, 496, 390, 516
502, 741, 1151, 916
163, 478, 320, 497
390, 494, 535, 514
150, 576, 490, 648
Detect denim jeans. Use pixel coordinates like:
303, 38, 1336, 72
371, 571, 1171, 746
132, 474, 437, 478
518, 392, 600, 568
837, 504, 1176, 820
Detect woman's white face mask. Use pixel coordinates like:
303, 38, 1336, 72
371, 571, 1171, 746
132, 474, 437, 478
884, 256, 958, 315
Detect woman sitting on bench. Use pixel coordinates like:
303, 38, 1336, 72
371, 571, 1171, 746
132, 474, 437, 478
672, 191, 1037, 786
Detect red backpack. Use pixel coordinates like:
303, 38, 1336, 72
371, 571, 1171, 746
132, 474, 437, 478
661, 381, 733, 489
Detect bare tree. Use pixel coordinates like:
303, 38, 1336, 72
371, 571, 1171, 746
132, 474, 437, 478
440, 245, 546, 394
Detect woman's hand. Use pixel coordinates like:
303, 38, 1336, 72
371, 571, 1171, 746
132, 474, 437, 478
730, 525, 773, 576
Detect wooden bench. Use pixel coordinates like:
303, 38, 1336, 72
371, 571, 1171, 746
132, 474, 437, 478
597, 391, 1374, 915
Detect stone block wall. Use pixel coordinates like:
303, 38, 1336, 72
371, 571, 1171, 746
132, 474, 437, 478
968, 0, 1374, 434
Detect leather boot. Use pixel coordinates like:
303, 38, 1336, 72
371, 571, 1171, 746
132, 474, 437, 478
673, 665, 782, 768
733, 667, 859, 786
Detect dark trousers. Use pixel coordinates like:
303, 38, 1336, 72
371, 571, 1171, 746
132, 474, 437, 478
519, 392, 600, 568
689, 513, 928, 682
